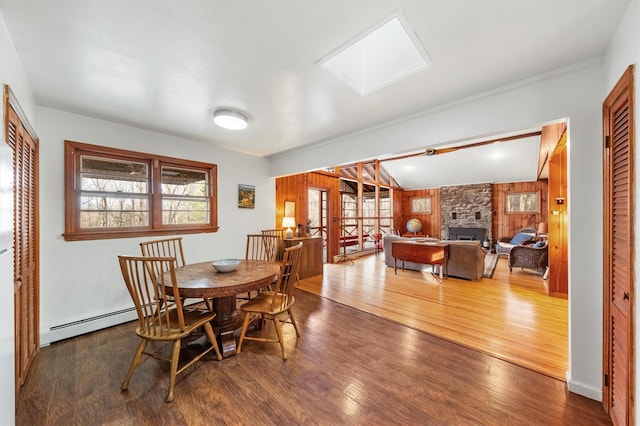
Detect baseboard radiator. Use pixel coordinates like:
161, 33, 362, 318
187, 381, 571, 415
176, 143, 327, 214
42, 307, 138, 347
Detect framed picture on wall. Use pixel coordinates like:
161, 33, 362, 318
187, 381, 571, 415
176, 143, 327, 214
238, 184, 255, 209
411, 197, 431, 213
505, 191, 540, 213
284, 201, 295, 217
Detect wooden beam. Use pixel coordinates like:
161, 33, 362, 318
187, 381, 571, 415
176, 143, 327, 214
380, 131, 543, 162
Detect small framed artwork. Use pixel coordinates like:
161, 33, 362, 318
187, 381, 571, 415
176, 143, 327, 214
238, 184, 255, 209
284, 201, 295, 217
411, 197, 431, 214
505, 191, 540, 213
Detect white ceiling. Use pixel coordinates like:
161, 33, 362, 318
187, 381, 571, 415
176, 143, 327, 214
381, 133, 542, 189
0, 0, 629, 188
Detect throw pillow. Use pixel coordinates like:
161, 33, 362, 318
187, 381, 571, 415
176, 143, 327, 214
509, 232, 534, 245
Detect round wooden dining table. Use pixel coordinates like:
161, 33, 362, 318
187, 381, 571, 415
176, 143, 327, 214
170, 259, 279, 357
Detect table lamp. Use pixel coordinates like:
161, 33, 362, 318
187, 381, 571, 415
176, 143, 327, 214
282, 217, 295, 239
537, 222, 548, 240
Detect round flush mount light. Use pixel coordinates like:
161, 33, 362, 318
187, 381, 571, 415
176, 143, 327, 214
213, 109, 248, 130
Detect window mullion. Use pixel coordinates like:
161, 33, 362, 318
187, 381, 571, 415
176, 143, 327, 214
151, 159, 162, 229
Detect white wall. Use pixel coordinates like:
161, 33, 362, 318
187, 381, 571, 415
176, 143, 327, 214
271, 62, 607, 400
0, 10, 37, 426
603, 0, 640, 417
37, 107, 275, 344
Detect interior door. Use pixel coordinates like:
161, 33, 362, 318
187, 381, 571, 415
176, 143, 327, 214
602, 65, 635, 426
5, 86, 39, 397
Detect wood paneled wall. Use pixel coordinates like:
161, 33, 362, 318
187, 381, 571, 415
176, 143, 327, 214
393, 188, 404, 231
547, 131, 568, 296
538, 122, 567, 178
277, 173, 551, 274
401, 188, 441, 237
276, 172, 341, 262
399, 182, 548, 242
492, 180, 549, 241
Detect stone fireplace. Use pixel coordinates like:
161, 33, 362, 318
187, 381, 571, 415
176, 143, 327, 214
440, 183, 492, 241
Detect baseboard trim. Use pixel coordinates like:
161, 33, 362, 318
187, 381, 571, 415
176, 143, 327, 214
566, 371, 602, 401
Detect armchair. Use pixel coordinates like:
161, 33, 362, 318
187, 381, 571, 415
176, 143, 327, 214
495, 227, 537, 257
509, 241, 548, 276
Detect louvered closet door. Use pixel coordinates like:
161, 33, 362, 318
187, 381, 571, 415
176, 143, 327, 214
603, 65, 634, 426
7, 102, 39, 394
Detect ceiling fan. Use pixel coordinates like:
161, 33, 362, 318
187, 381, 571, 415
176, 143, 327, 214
381, 130, 542, 162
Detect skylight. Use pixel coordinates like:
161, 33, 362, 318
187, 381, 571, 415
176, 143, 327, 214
317, 13, 430, 96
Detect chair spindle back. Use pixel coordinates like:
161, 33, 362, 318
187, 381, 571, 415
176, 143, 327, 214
270, 242, 303, 312
140, 237, 186, 268
245, 234, 280, 262
261, 229, 286, 260
118, 255, 185, 338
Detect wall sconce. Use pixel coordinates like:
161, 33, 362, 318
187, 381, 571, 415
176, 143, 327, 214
282, 217, 295, 239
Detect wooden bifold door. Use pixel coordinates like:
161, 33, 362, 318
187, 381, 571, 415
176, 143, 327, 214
602, 65, 635, 426
4, 86, 40, 399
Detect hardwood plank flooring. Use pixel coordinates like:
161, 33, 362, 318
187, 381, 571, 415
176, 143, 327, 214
17, 288, 608, 425
16, 255, 611, 425
299, 254, 568, 380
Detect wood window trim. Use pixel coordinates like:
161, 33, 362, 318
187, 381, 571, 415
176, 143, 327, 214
63, 140, 218, 241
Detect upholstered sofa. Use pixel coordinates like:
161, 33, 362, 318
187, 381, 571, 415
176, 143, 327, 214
383, 234, 486, 281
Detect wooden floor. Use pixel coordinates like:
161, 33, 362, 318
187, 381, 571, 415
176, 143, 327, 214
299, 254, 568, 380
16, 255, 610, 425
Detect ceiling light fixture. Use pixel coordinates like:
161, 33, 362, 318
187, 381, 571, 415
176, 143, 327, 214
213, 109, 248, 130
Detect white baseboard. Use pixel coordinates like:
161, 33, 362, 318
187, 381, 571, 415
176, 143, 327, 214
566, 371, 602, 401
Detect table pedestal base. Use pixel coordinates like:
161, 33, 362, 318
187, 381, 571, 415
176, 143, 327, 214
211, 295, 244, 357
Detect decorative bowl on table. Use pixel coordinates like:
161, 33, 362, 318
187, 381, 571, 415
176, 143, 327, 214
211, 259, 240, 273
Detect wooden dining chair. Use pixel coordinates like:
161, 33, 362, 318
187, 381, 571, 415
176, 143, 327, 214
140, 237, 211, 311
261, 228, 285, 239
241, 233, 281, 300
118, 255, 222, 402
246, 234, 280, 262
140, 237, 186, 266
261, 228, 300, 285
237, 242, 303, 360
262, 229, 285, 261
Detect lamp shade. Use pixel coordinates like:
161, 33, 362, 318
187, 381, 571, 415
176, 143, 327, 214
282, 217, 295, 239
537, 222, 548, 234
282, 217, 296, 228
